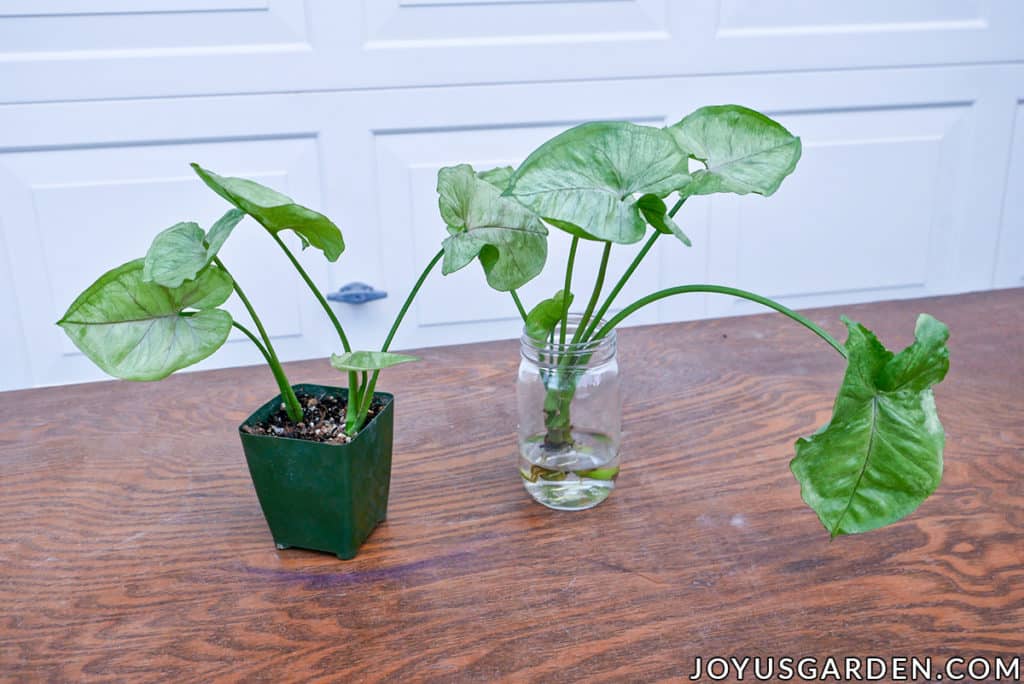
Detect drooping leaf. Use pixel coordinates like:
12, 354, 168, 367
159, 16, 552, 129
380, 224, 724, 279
58, 260, 234, 381
477, 166, 515, 191
790, 314, 949, 537
524, 289, 573, 341
505, 121, 691, 244
668, 105, 801, 199
142, 209, 245, 288
330, 351, 419, 372
437, 164, 548, 292
876, 315, 950, 392
636, 194, 691, 246
191, 163, 345, 261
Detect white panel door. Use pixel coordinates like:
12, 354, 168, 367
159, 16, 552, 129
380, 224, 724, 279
1, 4, 1022, 390
702, 1, 1024, 70
4, 64, 1022, 389
995, 101, 1024, 289
0, 222, 30, 391
647, 66, 1020, 320
0, 94, 370, 388
4, 2, 1024, 103
313, 65, 1022, 350
0, 0, 333, 104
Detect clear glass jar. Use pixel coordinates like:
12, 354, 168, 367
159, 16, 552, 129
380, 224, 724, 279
516, 315, 620, 510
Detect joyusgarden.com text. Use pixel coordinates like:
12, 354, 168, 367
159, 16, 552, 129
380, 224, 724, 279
687, 656, 1021, 681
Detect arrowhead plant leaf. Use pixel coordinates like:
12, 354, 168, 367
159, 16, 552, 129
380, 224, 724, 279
58, 260, 234, 382
636, 194, 691, 246
525, 290, 574, 342
330, 351, 419, 372
791, 314, 949, 537
142, 209, 245, 288
191, 163, 345, 261
205, 208, 246, 260
437, 164, 548, 292
142, 221, 206, 288
476, 165, 515, 191
505, 121, 691, 244
668, 105, 802, 200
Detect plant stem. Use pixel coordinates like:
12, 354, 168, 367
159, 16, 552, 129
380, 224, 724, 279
269, 232, 353, 352
583, 232, 659, 340
592, 284, 848, 358
267, 232, 357, 419
572, 241, 611, 345
231, 321, 301, 419
510, 290, 527, 322
542, 196, 689, 449
230, 320, 271, 361
381, 248, 443, 354
560, 236, 580, 345
346, 378, 362, 435
215, 257, 303, 422
580, 197, 685, 341
357, 248, 444, 426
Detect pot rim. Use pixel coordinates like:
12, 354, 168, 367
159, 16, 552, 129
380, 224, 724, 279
237, 383, 394, 447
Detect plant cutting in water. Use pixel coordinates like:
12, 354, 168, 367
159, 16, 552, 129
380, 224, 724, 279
435, 105, 950, 535
58, 163, 441, 439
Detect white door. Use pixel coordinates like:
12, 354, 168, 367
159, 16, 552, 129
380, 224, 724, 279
2, 2, 1022, 390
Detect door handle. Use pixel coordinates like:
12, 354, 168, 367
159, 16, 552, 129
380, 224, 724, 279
327, 282, 388, 304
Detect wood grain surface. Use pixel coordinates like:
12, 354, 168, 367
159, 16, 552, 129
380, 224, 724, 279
1, 290, 1021, 682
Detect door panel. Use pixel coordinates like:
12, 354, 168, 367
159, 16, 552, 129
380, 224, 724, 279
0, 96, 346, 387
3, 2, 1023, 103
995, 101, 1024, 289
1, 64, 1021, 388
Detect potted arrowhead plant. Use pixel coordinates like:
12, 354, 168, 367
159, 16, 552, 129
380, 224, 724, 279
58, 164, 444, 559
435, 105, 950, 536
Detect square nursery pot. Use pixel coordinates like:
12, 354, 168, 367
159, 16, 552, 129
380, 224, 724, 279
238, 383, 394, 560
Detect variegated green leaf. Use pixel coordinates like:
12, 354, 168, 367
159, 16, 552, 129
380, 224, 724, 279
58, 260, 234, 381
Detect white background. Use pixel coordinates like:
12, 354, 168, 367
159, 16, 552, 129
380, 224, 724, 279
1, 1, 1022, 390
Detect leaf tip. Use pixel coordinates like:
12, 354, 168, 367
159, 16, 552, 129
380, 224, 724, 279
914, 312, 950, 341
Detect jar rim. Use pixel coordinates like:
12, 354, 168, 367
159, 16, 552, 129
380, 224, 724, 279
519, 313, 616, 368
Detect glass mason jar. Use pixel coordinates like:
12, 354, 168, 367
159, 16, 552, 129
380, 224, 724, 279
516, 315, 621, 511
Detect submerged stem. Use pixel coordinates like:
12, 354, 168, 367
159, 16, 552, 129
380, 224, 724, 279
593, 284, 848, 358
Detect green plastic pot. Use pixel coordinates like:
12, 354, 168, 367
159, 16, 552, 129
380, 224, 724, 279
238, 383, 394, 560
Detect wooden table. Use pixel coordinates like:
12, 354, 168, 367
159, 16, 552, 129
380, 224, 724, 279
1, 290, 1021, 681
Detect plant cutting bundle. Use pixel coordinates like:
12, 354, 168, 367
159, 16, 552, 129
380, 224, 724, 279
434, 105, 950, 535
